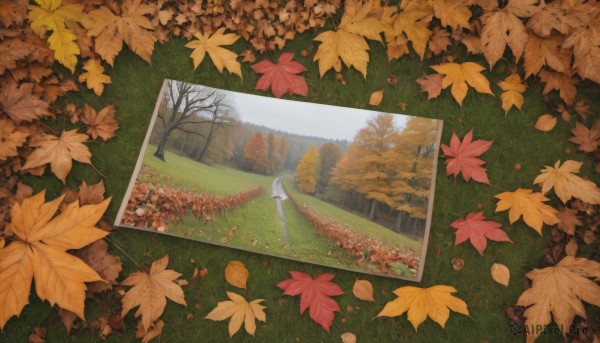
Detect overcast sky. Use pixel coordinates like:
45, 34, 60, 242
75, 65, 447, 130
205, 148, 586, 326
222, 91, 409, 141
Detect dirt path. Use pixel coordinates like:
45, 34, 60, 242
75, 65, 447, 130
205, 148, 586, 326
272, 177, 289, 246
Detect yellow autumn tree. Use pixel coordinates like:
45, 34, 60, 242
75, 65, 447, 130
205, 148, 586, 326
295, 146, 320, 194
243, 132, 270, 174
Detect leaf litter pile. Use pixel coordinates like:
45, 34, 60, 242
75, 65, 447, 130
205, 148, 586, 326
0, 0, 599, 341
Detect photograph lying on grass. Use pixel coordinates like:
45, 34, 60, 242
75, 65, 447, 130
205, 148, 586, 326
115, 79, 443, 281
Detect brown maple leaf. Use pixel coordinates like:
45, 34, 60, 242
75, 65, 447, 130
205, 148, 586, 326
0, 117, 30, 161
74, 239, 122, 296
121, 255, 187, 334
568, 120, 600, 153
88, 0, 157, 66
539, 70, 577, 105
0, 37, 33, 74
22, 129, 92, 183
523, 33, 569, 78
416, 73, 443, 100
0, 0, 27, 28
0, 78, 51, 123
428, 27, 451, 56
80, 104, 119, 141
556, 206, 582, 236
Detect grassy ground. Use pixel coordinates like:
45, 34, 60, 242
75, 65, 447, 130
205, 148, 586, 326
282, 176, 422, 253
2, 27, 599, 343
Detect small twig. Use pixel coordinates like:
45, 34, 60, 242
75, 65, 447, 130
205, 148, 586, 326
90, 163, 108, 179
105, 236, 147, 273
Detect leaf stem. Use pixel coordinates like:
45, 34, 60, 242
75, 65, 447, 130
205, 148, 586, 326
90, 163, 108, 179
105, 236, 147, 273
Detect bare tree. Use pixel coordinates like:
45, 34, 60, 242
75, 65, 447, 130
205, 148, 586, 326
153, 80, 233, 161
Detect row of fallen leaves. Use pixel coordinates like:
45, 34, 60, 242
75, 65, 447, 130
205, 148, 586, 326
121, 183, 262, 231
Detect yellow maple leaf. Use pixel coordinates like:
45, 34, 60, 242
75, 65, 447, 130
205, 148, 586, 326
533, 160, 600, 205
121, 255, 187, 334
28, 0, 88, 72
313, 30, 370, 78
314, 0, 392, 77
376, 285, 469, 330
517, 257, 600, 343
389, 0, 432, 59
497, 73, 526, 113
205, 291, 267, 337
0, 117, 30, 161
0, 191, 110, 329
539, 70, 577, 105
88, 0, 156, 66
185, 28, 242, 79
430, 62, 493, 106
480, 0, 538, 68
494, 188, 560, 235
524, 33, 569, 78
78, 59, 111, 96
21, 129, 91, 183
427, 0, 471, 29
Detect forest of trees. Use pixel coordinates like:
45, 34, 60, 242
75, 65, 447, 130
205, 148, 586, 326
294, 114, 438, 237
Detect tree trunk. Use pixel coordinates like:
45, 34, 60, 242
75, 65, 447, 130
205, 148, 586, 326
154, 131, 170, 161
369, 199, 377, 220
198, 121, 217, 163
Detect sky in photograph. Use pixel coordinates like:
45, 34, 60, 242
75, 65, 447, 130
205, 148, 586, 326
227, 90, 410, 141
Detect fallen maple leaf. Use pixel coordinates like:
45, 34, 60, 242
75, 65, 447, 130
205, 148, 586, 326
352, 279, 374, 302
121, 255, 187, 334
88, 0, 157, 66
185, 28, 242, 79
224, 260, 248, 289
28, 0, 88, 72
0, 117, 30, 161
517, 257, 600, 343
497, 73, 526, 113
533, 114, 557, 132
0, 79, 51, 123
450, 212, 512, 255
80, 104, 119, 141
205, 291, 266, 337
533, 160, 600, 205
416, 73, 443, 100
428, 27, 451, 56
431, 62, 493, 107
376, 285, 469, 330
369, 90, 383, 106
539, 70, 577, 105
389, 0, 432, 60
74, 239, 122, 296
441, 130, 493, 184
22, 129, 91, 183
251, 53, 308, 98
78, 59, 111, 96
556, 206, 582, 236
0, 191, 110, 329
491, 263, 510, 287
568, 121, 600, 153
524, 33, 568, 78
277, 271, 343, 332
494, 188, 560, 235
136, 319, 164, 343
480, 0, 537, 68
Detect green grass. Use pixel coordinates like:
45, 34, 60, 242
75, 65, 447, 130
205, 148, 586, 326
282, 176, 422, 253
2, 27, 599, 343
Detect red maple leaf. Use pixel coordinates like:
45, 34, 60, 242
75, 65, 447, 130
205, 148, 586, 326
441, 129, 493, 184
277, 271, 343, 332
251, 53, 308, 98
450, 212, 512, 255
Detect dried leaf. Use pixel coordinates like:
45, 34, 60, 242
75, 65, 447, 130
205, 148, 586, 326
185, 28, 242, 79
539, 70, 577, 105
556, 206, 582, 236
568, 121, 600, 153
80, 104, 119, 141
121, 255, 187, 334
78, 59, 111, 96
74, 239, 122, 296
0, 117, 30, 161
416, 73, 443, 100
22, 129, 91, 183
491, 263, 510, 286
376, 285, 469, 330
565, 239, 578, 256
0, 191, 110, 329
135, 320, 164, 343
431, 62, 493, 107
533, 160, 600, 204
497, 73, 526, 113
0, 79, 51, 123
352, 279, 375, 302
225, 260, 248, 289
369, 90, 383, 106
341, 332, 356, 343
205, 292, 266, 337
517, 257, 600, 342
533, 114, 557, 132
495, 188, 560, 235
